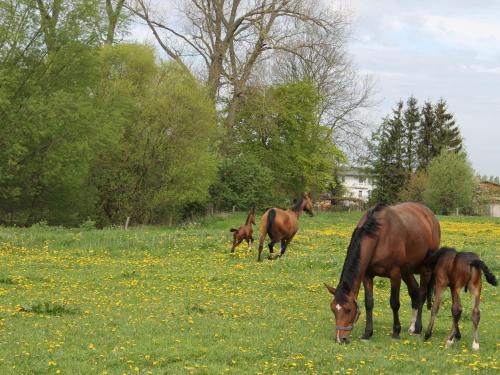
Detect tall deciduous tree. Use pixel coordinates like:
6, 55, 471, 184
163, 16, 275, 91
129, 0, 353, 133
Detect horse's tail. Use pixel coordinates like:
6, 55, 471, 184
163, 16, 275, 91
471, 259, 498, 286
230, 228, 238, 233
266, 209, 276, 240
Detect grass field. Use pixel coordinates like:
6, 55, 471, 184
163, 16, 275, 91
0, 212, 498, 374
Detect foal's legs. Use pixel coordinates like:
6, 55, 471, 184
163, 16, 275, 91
402, 274, 420, 334
445, 287, 462, 348
390, 276, 402, 338
362, 276, 374, 340
423, 283, 446, 340
470, 279, 482, 350
231, 238, 243, 253
248, 236, 254, 252
414, 270, 432, 334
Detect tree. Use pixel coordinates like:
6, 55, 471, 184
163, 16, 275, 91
94, 44, 219, 225
398, 170, 428, 203
129, 0, 353, 134
370, 101, 406, 204
232, 80, 343, 196
210, 155, 278, 211
423, 152, 476, 215
403, 96, 419, 174
417, 101, 436, 169
0, 0, 105, 225
433, 99, 462, 156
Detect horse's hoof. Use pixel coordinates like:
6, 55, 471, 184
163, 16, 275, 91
472, 341, 479, 351
391, 333, 400, 339
455, 332, 461, 340
361, 334, 372, 341
445, 339, 454, 349
424, 333, 431, 341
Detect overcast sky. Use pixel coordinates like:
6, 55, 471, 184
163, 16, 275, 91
340, 0, 500, 176
130, 1, 499, 176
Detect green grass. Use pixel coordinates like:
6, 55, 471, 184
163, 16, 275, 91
0, 212, 498, 374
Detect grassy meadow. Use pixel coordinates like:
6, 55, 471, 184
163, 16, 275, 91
0, 212, 498, 374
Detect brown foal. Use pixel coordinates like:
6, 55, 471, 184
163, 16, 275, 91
423, 247, 498, 350
229, 210, 256, 253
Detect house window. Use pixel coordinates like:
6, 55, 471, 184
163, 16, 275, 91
358, 190, 363, 198
359, 176, 365, 183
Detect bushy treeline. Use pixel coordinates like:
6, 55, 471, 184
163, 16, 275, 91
0, 1, 342, 226
368, 97, 477, 214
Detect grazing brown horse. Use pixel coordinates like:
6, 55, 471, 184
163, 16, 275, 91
324, 202, 441, 344
229, 209, 256, 253
257, 192, 314, 262
423, 247, 498, 350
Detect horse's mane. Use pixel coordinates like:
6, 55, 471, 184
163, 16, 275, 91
335, 203, 386, 303
292, 197, 304, 212
245, 210, 254, 225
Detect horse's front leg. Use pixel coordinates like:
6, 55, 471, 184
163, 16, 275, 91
390, 275, 402, 339
402, 274, 419, 334
362, 276, 374, 340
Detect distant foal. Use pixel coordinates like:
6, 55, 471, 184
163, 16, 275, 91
257, 192, 314, 262
230, 210, 256, 253
423, 247, 498, 350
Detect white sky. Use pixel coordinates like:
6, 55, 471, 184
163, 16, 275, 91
129, 0, 500, 176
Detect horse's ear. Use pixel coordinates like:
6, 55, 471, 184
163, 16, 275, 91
324, 282, 336, 295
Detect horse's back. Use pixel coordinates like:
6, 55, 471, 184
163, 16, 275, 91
372, 202, 441, 273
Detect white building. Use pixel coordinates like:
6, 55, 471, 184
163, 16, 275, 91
338, 168, 374, 203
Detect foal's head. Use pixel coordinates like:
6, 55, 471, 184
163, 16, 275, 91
301, 192, 314, 217
324, 284, 360, 344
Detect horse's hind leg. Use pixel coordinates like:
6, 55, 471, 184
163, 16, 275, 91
470, 276, 482, 350
361, 276, 374, 340
390, 275, 402, 339
424, 283, 446, 341
402, 274, 419, 334
278, 239, 289, 257
445, 288, 462, 348
267, 241, 277, 260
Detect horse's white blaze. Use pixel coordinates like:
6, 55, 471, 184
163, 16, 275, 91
336, 304, 342, 311
472, 341, 479, 351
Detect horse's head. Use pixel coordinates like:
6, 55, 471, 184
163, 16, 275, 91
324, 283, 360, 344
302, 192, 314, 217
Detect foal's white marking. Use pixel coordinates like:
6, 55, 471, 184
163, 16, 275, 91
336, 304, 342, 311
408, 308, 418, 333
472, 341, 480, 351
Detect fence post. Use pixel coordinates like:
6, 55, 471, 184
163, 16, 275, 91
124, 216, 130, 230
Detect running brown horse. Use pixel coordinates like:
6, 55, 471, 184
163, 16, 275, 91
423, 247, 497, 350
324, 202, 441, 344
229, 209, 256, 253
257, 192, 314, 262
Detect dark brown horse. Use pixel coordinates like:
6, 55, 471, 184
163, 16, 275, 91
324, 202, 441, 344
257, 192, 314, 262
229, 209, 256, 253
423, 247, 497, 350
